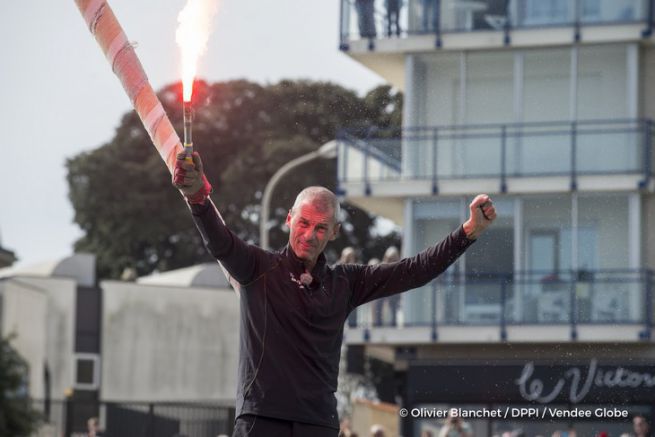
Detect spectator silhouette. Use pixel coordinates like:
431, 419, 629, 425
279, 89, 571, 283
373, 246, 401, 326
356, 0, 377, 38
385, 0, 402, 36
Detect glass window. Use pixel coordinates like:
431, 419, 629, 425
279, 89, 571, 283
529, 230, 558, 273
577, 45, 628, 120
522, 197, 572, 323
521, 0, 572, 26
465, 52, 514, 124
581, 0, 645, 23
421, 54, 461, 126
405, 199, 461, 325
524, 197, 572, 272
411, 54, 461, 178
408, 0, 439, 33
523, 49, 570, 122
578, 195, 629, 269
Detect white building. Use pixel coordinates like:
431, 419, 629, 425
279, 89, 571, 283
0, 255, 239, 435
338, 1, 655, 435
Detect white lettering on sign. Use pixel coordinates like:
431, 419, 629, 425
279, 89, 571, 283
515, 359, 655, 403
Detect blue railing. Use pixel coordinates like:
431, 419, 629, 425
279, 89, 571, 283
336, 119, 654, 191
340, 0, 654, 48
351, 269, 654, 339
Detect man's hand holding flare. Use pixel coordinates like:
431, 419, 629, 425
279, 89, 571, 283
173, 151, 212, 205
463, 194, 497, 240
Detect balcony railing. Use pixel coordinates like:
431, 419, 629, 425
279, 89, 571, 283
350, 269, 654, 338
340, 0, 654, 48
337, 119, 654, 191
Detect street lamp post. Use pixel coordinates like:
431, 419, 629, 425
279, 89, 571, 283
260, 141, 338, 250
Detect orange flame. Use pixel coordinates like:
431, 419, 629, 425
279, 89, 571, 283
176, 0, 219, 102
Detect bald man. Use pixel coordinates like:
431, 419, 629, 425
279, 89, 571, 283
173, 152, 496, 437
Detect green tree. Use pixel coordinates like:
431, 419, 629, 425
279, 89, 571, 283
67, 80, 403, 279
0, 336, 40, 436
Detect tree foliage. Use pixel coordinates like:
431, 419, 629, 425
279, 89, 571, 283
67, 80, 402, 279
0, 336, 40, 436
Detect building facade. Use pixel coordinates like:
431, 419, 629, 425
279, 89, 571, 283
0, 255, 239, 436
339, 1, 655, 435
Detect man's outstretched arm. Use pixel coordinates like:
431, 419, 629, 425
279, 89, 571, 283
173, 152, 264, 285
349, 194, 497, 308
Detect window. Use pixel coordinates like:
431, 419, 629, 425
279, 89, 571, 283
522, 0, 571, 25
529, 230, 559, 273
73, 353, 100, 390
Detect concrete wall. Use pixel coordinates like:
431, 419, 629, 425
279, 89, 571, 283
0, 276, 76, 399
101, 281, 240, 402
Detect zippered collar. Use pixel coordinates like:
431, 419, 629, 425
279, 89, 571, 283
281, 244, 328, 286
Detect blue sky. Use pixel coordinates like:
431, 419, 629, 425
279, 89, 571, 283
0, 0, 383, 266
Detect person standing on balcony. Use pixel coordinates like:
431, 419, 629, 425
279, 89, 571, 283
338, 246, 360, 327
373, 246, 402, 326
173, 151, 496, 437
385, 0, 402, 36
355, 0, 377, 38
422, 0, 438, 32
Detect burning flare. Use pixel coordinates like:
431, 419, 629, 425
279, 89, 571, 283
176, 0, 219, 102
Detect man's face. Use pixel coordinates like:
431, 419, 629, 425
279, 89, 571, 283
634, 416, 649, 436
286, 201, 340, 267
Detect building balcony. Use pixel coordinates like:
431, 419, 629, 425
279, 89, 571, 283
341, 0, 654, 50
345, 269, 654, 344
339, 0, 654, 85
337, 119, 654, 206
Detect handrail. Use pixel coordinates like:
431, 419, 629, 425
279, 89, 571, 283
351, 269, 655, 335
343, 118, 649, 134
337, 119, 654, 186
340, 0, 653, 44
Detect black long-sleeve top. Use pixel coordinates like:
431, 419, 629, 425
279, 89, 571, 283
190, 199, 474, 429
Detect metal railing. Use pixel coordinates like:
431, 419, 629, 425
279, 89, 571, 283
337, 119, 654, 191
340, 0, 655, 48
32, 399, 235, 437
351, 269, 654, 339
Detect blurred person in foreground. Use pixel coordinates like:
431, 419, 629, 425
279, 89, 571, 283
87, 417, 107, 437
438, 416, 472, 437
633, 414, 652, 437
173, 151, 496, 437
370, 424, 386, 437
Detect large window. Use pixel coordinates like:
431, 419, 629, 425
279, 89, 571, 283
410, 54, 461, 178
409, 44, 635, 128
421, 54, 461, 126
401, 194, 640, 325
523, 197, 573, 272
465, 52, 514, 124
578, 45, 629, 119
523, 48, 571, 122
405, 199, 461, 325
514, 0, 645, 26
402, 45, 639, 179
521, 0, 571, 26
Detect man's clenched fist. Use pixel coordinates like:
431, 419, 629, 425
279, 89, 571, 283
173, 151, 212, 205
